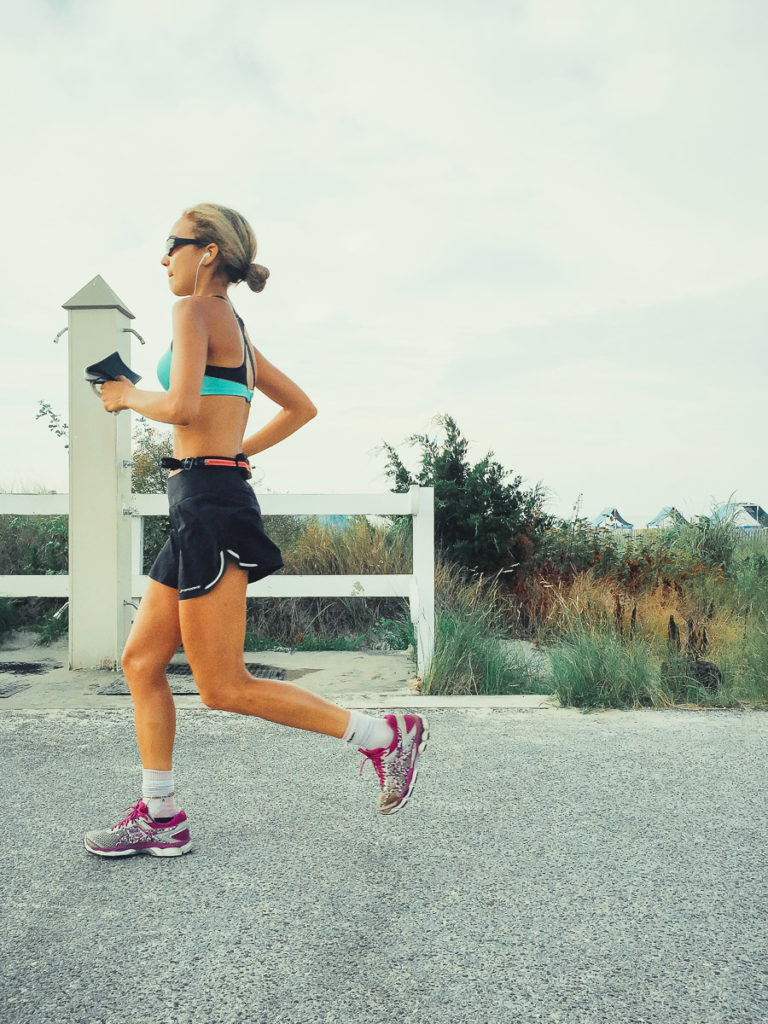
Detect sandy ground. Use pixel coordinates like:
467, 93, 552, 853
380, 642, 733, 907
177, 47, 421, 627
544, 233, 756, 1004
0, 631, 556, 712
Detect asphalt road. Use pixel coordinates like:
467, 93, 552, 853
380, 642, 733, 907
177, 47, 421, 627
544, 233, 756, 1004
1, 706, 766, 1024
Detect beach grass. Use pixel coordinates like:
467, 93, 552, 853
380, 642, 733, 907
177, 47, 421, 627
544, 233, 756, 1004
2, 496, 768, 708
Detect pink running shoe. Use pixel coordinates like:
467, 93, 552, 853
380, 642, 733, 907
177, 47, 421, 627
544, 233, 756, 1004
84, 799, 192, 858
358, 712, 429, 815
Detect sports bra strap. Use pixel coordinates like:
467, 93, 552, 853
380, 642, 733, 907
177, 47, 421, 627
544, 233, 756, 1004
232, 309, 256, 387
200, 304, 254, 389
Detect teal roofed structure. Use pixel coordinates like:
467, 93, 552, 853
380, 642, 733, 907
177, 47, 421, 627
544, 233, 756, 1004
316, 515, 351, 530
592, 507, 633, 531
711, 503, 768, 530
647, 507, 689, 529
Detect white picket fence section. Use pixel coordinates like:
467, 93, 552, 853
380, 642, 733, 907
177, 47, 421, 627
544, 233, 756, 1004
0, 276, 435, 676
0, 487, 435, 676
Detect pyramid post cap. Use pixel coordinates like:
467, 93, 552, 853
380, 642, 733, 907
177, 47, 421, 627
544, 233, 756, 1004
63, 275, 134, 319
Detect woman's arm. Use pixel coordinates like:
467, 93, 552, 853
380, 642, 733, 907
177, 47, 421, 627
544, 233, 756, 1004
100, 300, 206, 424
241, 349, 317, 457
242, 407, 316, 456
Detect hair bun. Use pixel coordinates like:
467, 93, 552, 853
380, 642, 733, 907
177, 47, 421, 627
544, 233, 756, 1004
245, 262, 270, 292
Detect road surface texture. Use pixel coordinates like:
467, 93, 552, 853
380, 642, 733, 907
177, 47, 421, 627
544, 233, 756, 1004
1, 706, 766, 1024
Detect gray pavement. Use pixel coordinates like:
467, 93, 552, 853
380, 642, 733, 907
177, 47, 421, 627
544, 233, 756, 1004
2, 689, 767, 1023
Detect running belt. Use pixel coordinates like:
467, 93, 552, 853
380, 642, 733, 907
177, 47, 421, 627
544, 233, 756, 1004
161, 454, 252, 479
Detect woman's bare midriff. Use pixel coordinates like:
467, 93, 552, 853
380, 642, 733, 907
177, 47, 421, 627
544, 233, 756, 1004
168, 394, 252, 476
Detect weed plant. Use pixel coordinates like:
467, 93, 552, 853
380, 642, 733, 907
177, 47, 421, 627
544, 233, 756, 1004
0, 598, 17, 643
4, 470, 767, 710
547, 618, 663, 710
33, 606, 68, 646
526, 510, 768, 709
0, 490, 68, 635
0, 514, 67, 576
422, 561, 550, 696
244, 514, 414, 651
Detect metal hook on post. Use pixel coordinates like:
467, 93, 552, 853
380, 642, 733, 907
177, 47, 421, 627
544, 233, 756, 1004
52, 327, 68, 344
122, 327, 145, 346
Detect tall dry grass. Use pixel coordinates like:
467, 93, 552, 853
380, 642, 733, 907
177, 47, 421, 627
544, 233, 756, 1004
516, 532, 768, 708
421, 561, 550, 696
245, 515, 414, 649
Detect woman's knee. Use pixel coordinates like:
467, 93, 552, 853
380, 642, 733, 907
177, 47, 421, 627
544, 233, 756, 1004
121, 642, 171, 686
192, 663, 250, 711
196, 681, 232, 711
198, 687, 227, 711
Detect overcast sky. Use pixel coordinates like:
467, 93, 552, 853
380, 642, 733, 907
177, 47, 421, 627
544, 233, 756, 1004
2, 0, 766, 527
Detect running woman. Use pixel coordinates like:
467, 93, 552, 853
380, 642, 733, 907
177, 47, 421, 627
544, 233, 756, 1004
84, 203, 428, 858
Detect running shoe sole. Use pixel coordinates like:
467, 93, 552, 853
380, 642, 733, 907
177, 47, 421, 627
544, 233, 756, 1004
83, 837, 192, 857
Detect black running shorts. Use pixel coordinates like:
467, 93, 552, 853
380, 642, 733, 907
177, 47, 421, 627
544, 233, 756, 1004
148, 467, 284, 599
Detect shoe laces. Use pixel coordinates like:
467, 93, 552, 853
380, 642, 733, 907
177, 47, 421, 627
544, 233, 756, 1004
113, 799, 149, 830
358, 747, 387, 786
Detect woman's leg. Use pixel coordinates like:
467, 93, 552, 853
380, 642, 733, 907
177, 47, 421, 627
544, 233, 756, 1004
121, 579, 183, 769
178, 561, 351, 738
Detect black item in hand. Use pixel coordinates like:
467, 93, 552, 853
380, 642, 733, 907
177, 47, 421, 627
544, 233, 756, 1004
85, 352, 142, 386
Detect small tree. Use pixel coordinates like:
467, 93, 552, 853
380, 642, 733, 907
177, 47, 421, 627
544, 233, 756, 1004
381, 414, 555, 574
32, 403, 174, 582
131, 419, 174, 571
131, 418, 173, 494
36, 402, 68, 448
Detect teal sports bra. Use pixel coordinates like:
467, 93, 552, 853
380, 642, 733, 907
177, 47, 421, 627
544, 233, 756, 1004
157, 299, 255, 402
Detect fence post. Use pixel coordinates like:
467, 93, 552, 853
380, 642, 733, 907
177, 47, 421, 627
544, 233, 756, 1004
410, 484, 435, 680
63, 276, 135, 669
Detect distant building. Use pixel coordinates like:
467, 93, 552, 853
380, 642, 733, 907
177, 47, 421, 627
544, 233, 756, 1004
298, 514, 389, 531
592, 507, 633, 532
588, 503, 767, 535
315, 515, 351, 530
711, 503, 768, 531
646, 507, 689, 530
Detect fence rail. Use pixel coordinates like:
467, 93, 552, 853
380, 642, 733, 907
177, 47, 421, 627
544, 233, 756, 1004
0, 485, 435, 676
6, 276, 436, 672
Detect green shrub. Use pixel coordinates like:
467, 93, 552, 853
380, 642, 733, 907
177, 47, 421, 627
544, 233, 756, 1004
33, 606, 68, 646
0, 598, 17, 642
421, 560, 549, 696
381, 414, 553, 574
0, 514, 67, 575
422, 606, 545, 696
549, 621, 664, 710
370, 616, 415, 651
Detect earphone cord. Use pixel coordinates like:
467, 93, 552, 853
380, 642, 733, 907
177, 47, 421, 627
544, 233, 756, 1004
193, 251, 207, 296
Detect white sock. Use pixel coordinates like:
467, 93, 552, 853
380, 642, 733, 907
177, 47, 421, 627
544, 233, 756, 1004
342, 710, 395, 751
142, 769, 178, 820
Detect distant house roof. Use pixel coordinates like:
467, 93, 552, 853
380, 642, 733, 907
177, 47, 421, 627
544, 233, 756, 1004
711, 503, 768, 529
646, 507, 689, 529
316, 515, 352, 530
592, 507, 633, 530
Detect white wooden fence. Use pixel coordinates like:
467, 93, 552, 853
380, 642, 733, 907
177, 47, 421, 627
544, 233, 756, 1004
0, 276, 435, 677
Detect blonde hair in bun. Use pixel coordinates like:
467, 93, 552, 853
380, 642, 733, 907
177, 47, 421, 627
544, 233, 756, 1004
183, 202, 270, 292
244, 262, 270, 292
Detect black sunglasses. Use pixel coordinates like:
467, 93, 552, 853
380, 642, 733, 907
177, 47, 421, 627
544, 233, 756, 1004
164, 236, 209, 257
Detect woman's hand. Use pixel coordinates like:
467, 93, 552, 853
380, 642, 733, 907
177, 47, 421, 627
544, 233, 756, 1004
100, 376, 134, 413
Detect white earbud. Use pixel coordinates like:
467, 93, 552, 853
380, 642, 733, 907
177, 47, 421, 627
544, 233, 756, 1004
193, 252, 211, 296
